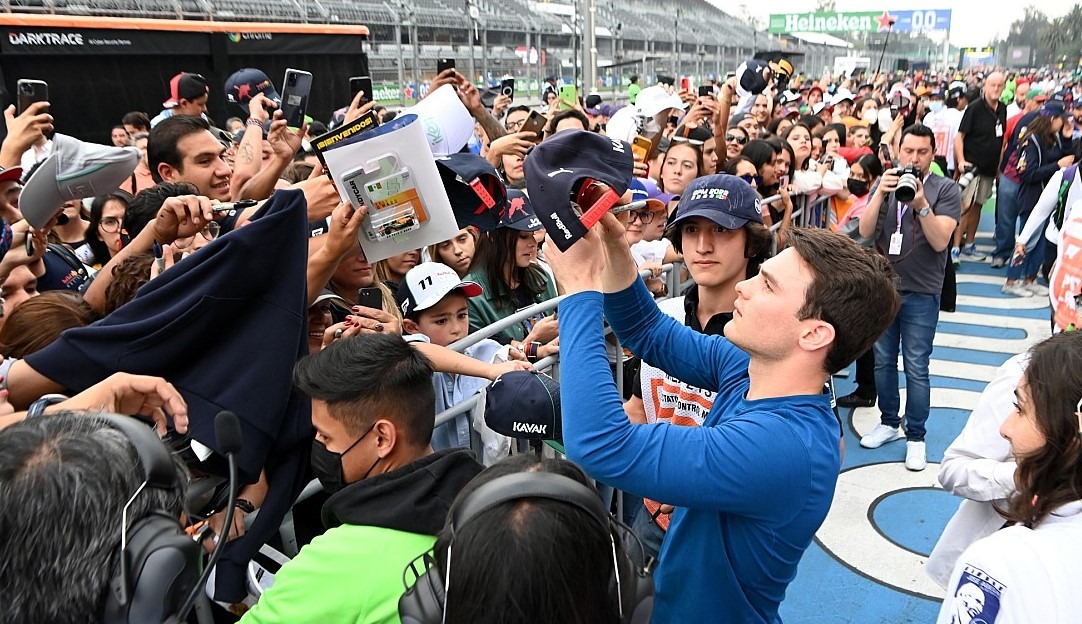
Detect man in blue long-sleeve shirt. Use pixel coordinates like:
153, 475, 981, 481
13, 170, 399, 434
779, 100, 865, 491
546, 174, 900, 624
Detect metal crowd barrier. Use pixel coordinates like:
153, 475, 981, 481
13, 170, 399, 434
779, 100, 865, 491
436, 264, 678, 432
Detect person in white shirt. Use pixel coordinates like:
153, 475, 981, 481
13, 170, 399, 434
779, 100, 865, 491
1013, 161, 1082, 285
923, 89, 961, 176
926, 354, 1024, 588
937, 331, 1082, 624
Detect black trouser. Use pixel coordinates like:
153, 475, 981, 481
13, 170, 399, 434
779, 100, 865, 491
853, 348, 876, 397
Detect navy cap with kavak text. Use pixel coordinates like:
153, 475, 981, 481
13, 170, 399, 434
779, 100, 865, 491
484, 370, 562, 443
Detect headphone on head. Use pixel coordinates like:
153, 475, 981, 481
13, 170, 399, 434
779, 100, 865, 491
398, 471, 654, 624
97, 415, 201, 624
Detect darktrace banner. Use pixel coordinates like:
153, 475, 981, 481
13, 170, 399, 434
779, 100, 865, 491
2, 28, 208, 55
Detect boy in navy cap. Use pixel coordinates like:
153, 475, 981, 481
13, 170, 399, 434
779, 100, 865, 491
546, 174, 900, 624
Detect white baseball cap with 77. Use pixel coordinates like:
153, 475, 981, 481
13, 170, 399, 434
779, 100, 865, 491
20, 133, 140, 229
395, 262, 483, 318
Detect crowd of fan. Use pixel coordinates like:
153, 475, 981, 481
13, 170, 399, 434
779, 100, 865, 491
0, 59, 1079, 624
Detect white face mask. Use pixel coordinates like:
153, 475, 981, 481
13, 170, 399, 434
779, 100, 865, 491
878, 108, 894, 133
929, 101, 945, 113
862, 109, 879, 124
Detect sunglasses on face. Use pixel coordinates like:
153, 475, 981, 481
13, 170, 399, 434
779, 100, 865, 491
671, 136, 705, 146
737, 174, 762, 186
725, 134, 748, 145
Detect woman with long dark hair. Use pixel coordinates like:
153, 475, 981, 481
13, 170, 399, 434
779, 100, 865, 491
938, 331, 1082, 622
1002, 102, 1075, 297
658, 141, 705, 197
83, 192, 132, 268
464, 225, 558, 348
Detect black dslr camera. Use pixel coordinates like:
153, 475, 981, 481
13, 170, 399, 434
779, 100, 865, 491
894, 164, 921, 203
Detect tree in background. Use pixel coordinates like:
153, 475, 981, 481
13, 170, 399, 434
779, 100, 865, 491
1001, 4, 1082, 68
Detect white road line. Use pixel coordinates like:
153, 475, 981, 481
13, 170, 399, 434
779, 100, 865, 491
816, 463, 947, 601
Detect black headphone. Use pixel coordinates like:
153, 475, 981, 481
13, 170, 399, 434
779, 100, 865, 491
398, 471, 654, 624
98, 415, 201, 624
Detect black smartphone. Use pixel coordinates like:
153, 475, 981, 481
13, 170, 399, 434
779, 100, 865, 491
16, 79, 48, 115
667, 114, 680, 126
279, 68, 313, 128
357, 287, 383, 310
437, 58, 456, 75
520, 109, 546, 139
501, 77, 515, 101
350, 76, 373, 106
698, 85, 712, 97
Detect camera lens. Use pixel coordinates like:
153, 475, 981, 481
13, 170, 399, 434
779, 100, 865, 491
895, 173, 918, 203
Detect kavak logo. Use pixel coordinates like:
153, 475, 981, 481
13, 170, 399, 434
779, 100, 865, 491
9, 31, 84, 46
511, 421, 547, 435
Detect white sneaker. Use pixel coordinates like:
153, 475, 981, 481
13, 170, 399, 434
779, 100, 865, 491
1001, 283, 1033, 297
1025, 282, 1049, 296
905, 441, 927, 471
860, 424, 905, 449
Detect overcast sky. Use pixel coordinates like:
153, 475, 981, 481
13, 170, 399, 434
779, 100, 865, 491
710, 1, 1080, 47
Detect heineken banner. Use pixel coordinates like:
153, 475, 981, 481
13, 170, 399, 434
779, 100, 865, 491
768, 9, 952, 34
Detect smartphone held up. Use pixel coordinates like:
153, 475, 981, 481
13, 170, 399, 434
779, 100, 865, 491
280, 68, 312, 128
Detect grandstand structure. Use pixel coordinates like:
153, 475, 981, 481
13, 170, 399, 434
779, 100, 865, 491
2, 0, 859, 90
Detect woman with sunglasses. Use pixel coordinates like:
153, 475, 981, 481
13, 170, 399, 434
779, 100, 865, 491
83, 192, 131, 269
937, 331, 1082, 624
732, 145, 795, 248
741, 140, 780, 193
725, 156, 759, 191
721, 126, 749, 171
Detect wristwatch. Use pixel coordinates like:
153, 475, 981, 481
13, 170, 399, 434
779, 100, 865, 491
917, 206, 931, 218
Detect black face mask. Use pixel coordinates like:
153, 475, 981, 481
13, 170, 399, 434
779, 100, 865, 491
310, 423, 379, 494
847, 178, 869, 197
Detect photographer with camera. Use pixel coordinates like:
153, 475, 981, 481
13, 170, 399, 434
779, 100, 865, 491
858, 123, 962, 471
